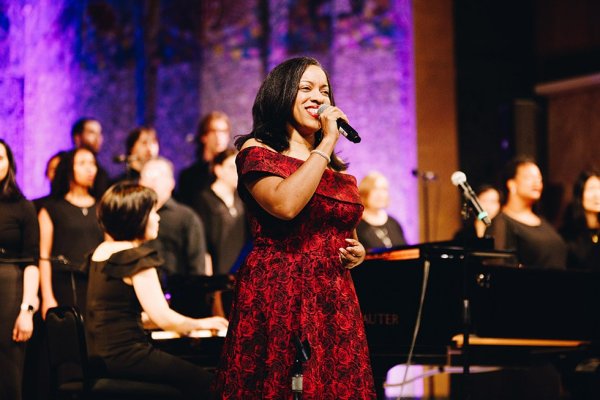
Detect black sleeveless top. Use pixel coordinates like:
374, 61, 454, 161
85, 246, 163, 369
44, 198, 103, 272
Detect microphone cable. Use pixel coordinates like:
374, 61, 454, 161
383, 258, 431, 400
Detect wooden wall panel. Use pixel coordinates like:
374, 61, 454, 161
413, 0, 461, 241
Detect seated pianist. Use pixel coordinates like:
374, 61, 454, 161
85, 182, 228, 398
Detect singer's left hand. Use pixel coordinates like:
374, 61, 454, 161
339, 238, 365, 269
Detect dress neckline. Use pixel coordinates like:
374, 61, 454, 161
238, 146, 342, 175
62, 197, 94, 216
501, 211, 543, 228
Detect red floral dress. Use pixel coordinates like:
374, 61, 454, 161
213, 147, 375, 399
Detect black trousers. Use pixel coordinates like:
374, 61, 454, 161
0, 264, 26, 400
102, 346, 213, 398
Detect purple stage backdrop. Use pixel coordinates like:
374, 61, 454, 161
0, 0, 418, 242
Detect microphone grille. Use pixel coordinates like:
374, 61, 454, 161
451, 171, 467, 186
317, 104, 329, 115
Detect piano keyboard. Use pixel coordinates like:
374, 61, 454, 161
150, 329, 227, 340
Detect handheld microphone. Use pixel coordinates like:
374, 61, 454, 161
451, 171, 491, 226
317, 105, 361, 143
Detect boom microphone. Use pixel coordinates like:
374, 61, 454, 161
451, 171, 491, 226
317, 105, 361, 143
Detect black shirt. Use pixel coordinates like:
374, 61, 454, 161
562, 227, 600, 271
190, 188, 248, 275
44, 198, 104, 271
175, 160, 212, 206
357, 216, 407, 251
486, 212, 567, 269
146, 198, 208, 276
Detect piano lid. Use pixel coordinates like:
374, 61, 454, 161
365, 239, 518, 267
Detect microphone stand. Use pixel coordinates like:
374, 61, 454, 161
413, 170, 437, 242
458, 198, 476, 400
292, 335, 311, 400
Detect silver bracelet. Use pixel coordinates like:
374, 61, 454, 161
310, 149, 331, 163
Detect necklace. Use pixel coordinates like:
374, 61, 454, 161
65, 193, 93, 216
227, 205, 238, 218
373, 226, 393, 248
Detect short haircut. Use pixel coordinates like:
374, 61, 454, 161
71, 117, 98, 139
97, 181, 157, 241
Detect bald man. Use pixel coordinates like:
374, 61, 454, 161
139, 157, 211, 278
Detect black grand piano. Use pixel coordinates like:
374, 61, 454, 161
149, 243, 600, 398
352, 241, 600, 399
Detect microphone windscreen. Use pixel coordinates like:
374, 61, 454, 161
451, 171, 467, 186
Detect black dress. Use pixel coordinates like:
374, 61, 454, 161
486, 212, 567, 269
0, 198, 39, 400
357, 216, 407, 251
85, 246, 212, 397
191, 188, 249, 274
44, 199, 103, 313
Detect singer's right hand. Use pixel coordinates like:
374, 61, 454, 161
318, 105, 347, 145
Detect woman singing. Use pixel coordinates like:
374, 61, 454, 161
561, 169, 600, 270
86, 182, 228, 397
38, 148, 104, 317
486, 156, 567, 269
213, 57, 375, 399
0, 139, 40, 400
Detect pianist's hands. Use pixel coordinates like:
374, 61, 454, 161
339, 238, 366, 270
195, 316, 229, 331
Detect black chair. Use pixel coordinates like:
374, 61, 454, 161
45, 306, 183, 400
